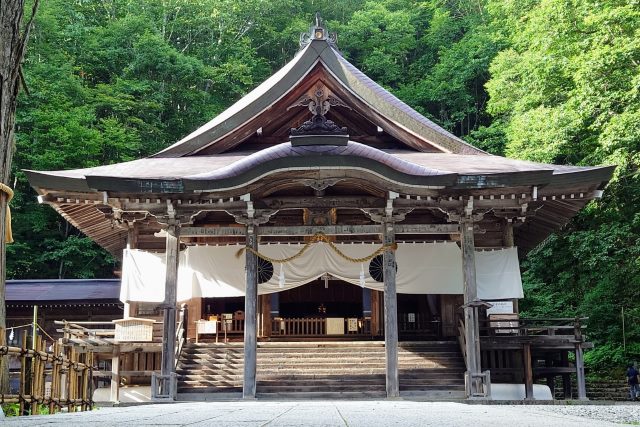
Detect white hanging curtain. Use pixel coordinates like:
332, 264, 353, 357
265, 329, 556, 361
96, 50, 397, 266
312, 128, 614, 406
120, 243, 523, 303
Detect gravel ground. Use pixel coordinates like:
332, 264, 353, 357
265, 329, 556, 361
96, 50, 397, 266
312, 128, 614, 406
2, 401, 640, 426
525, 404, 640, 425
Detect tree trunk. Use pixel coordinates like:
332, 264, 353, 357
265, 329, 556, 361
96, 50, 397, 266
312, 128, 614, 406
0, 0, 39, 393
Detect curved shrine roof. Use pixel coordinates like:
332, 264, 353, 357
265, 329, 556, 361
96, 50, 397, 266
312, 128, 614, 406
153, 39, 484, 157
24, 21, 615, 256
25, 145, 613, 195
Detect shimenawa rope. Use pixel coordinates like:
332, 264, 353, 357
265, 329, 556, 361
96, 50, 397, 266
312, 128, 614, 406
235, 233, 396, 264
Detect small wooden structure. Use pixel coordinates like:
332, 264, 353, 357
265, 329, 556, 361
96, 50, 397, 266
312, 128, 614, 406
53, 305, 186, 402
26, 16, 614, 400
113, 318, 155, 342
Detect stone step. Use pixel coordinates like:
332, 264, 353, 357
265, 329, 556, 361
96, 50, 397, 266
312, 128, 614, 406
185, 340, 457, 348
183, 346, 459, 353
177, 386, 242, 394
254, 391, 387, 399
182, 349, 460, 358
178, 360, 464, 370
180, 354, 464, 362
177, 371, 465, 380
180, 354, 461, 362
179, 374, 463, 384
177, 341, 465, 396
177, 365, 465, 374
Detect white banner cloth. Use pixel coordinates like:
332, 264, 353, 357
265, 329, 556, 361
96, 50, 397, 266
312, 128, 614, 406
120, 243, 523, 303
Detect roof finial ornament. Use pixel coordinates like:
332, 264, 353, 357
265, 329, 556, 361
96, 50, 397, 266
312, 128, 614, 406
299, 12, 338, 50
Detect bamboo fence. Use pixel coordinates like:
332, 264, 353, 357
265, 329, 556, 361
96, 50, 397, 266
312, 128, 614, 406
0, 328, 94, 415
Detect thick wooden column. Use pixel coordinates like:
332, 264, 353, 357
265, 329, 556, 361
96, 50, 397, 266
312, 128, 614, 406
160, 222, 180, 394
243, 226, 258, 398
383, 220, 399, 398
461, 218, 481, 391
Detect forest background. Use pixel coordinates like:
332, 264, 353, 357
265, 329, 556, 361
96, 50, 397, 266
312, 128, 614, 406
9, 0, 639, 374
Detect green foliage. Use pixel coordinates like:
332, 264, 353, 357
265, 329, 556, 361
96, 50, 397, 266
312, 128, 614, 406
486, 0, 640, 373
2, 403, 20, 417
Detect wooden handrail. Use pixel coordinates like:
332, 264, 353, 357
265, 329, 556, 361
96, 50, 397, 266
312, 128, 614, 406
457, 319, 468, 371
174, 304, 187, 368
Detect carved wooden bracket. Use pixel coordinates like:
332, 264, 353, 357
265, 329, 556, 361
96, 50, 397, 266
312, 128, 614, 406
226, 209, 278, 227
299, 178, 343, 192
361, 208, 412, 223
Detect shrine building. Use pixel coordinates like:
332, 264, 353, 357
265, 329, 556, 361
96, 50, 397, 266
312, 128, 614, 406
26, 17, 614, 401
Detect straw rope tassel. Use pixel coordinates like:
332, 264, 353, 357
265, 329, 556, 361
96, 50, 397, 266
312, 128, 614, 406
0, 183, 14, 243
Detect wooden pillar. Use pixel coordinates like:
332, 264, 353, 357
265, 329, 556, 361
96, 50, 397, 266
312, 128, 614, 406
545, 355, 555, 396
371, 290, 382, 336
561, 351, 571, 399
383, 220, 399, 398
110, 347, 120, 403
186, 297, 202, 341
124, 223, 139, 318
243, 225, 258, 398
574, 318, 587, 400
523, 343, 534, 400
160, 221, 180, 395
575, 344, 587, 400
503, 219, 519, 313
461, 218, 481, 385
260, 295, 272, 338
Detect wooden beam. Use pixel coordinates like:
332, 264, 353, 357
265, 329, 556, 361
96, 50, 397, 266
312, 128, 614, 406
108, 195, 536, 214
243, 226, 258, 399
383, 221, 399, 398
176, 224, 460, 237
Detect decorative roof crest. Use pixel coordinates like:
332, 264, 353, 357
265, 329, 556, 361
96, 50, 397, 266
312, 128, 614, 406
300, 12, 338, 50
289, 87, 349, 139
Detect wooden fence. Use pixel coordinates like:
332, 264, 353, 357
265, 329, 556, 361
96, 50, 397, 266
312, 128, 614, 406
0, 329, 93, 415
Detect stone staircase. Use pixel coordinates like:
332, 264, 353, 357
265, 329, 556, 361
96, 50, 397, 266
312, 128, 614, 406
176, 341, 466, 399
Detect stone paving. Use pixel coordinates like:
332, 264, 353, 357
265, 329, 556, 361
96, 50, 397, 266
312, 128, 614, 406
2, 400, 638, 426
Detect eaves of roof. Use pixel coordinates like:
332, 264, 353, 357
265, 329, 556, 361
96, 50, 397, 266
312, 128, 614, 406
6, 279, 120, 302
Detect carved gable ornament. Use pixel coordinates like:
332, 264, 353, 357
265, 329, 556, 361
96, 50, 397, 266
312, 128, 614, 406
288, 87, 350, 146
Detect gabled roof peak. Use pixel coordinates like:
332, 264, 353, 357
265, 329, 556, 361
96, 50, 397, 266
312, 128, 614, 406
300, 13, 339, 51
153, 22, 486, 158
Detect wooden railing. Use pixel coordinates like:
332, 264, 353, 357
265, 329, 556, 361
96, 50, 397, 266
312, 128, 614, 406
222, 318, 245, 334
0, 329, 93, 415
270, 317, 371, 336
479, 317, 587, 338
398, 313, 439, 336
272, 317, 326, 336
